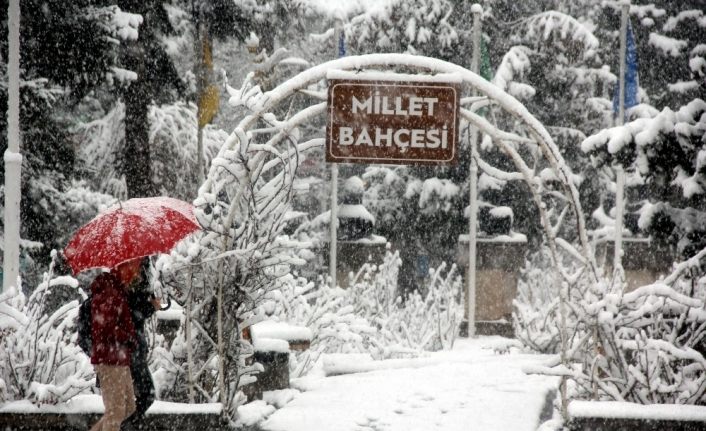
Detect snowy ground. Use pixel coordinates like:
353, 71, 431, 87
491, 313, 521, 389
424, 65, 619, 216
252, 336, 559, 431
0, 337, 558, 431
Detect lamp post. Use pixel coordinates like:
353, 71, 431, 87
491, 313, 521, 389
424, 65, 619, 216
329, 20, 344, 290
465, 3, 483, 337
3, 0, 22, 293
613, 0, 630, 282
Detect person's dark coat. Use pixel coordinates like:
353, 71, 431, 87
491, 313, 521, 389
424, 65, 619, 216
120, 283, 158, 430
90, 273, 135, 366
128, 289, 157, 411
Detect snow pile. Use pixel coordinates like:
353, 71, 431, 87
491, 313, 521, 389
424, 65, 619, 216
236, 400, 276, 427
110, 8, 142, 41
251, 321, 313, 343
648, 32, 688, 57
569, 400, 706, 421
250, 321, 312, 354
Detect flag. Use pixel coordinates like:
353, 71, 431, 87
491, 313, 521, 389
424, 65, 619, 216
338, 30, 346, 58
198, 31, 220, 128
612, 19, 639, 119
480, 36, 493, 82
478, 36, 493, 117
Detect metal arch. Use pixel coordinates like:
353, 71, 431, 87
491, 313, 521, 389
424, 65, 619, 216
208, 53, 598, 280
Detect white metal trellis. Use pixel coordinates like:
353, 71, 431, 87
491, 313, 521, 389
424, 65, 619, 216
203, 53, 599, 276
198, 52, 601, 417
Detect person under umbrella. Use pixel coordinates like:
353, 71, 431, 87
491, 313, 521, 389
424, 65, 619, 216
121, 258, 166, 431
89, 258, 141, 431
64, 197, 201, 430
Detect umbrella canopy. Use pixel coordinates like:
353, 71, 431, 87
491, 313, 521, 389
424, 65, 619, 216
64, 197, 200, 274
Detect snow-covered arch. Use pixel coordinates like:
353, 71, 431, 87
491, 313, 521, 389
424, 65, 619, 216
198, 53, 598, 280
186, 52, 604, 413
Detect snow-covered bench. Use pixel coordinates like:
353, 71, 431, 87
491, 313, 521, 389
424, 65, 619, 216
250, 320, 312, 352
243, 321, 312, 400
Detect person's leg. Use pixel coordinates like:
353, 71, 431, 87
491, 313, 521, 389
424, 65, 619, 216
90, 365, 104, 431
122, 359, 154, 430
121, 365, 137, 418
92, 365, 124, 431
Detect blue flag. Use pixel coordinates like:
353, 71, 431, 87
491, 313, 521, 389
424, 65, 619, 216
338, 31, 346, 58
612, 20, 639, 118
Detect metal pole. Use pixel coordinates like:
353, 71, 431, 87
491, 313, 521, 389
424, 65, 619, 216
614, 0, 629, 277
467, 4, 482, 337
3, 0, 22, 292
329, 21, 343, 289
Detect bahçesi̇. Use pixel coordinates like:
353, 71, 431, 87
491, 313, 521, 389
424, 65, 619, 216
337, 127, 450, 149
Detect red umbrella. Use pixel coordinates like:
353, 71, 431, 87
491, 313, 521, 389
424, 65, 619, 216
63, 197, 200, 274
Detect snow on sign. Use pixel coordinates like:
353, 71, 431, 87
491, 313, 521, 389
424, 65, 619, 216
326, 72, 460, 165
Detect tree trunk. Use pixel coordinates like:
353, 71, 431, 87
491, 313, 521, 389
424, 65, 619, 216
123, 59, 153, 198
120, 0, 155, 198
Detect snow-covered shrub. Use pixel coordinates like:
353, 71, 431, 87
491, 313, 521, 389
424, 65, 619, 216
0, 252, 93, 404
565, 248, 706, 404
527, 248, 706, 406
513, 247, 564, 354
256, 248, 463, 377
258, 274, 376, 378
347, 251, 464, 356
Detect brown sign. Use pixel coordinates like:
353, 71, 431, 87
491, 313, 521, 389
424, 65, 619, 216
326, 78, 460, 165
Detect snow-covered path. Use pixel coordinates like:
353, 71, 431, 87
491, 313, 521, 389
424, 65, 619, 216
260, 337, 558, 431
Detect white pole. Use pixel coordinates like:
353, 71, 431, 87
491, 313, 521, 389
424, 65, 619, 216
329, 21, 342, 289
467, 4, 482, 337
614, 0, 629, 278
185, 268, 196, 403
3, 0, 22, 293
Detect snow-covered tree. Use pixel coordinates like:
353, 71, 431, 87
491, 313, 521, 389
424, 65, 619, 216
0, 3, 136, 268
76, 101, 225, 201
581, 98, 706, 258
341, 0, 459, 60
